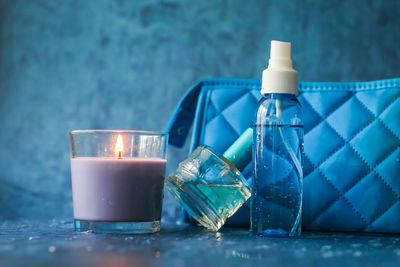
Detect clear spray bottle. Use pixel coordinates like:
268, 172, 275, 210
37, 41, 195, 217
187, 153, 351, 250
251, 40, 304, 237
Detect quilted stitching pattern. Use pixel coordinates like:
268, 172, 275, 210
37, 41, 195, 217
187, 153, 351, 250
193, 79, 400, 233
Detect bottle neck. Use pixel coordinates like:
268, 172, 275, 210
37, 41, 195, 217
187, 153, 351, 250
263, 93, 297, 100
259, 93, 303, 126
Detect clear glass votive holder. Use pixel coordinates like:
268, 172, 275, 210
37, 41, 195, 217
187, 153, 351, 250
69, 130, 168, 234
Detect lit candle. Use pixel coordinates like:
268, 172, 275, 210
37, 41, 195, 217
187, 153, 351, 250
69, 130, 168, 233
115, 134, 123, 159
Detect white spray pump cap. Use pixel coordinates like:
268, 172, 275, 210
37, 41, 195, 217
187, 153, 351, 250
261, 40, 298, 94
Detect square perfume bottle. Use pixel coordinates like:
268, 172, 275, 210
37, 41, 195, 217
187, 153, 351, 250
166, 129, 253, 231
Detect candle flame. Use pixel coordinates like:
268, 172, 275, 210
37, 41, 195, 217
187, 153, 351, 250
115, 134, 123, 158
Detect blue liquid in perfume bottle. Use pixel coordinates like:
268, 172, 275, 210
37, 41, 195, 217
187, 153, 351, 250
251, 124, 303, 237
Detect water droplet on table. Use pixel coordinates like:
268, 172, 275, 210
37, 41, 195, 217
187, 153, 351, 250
48, 246, 56, 253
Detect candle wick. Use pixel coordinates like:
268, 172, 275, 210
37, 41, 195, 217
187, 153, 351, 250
118, 151, 122, 159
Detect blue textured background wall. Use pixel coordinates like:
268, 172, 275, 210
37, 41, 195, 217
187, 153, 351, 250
0, 0, 399, 220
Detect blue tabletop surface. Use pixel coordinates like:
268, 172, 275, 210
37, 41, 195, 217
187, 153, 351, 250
1, 219, 400, 267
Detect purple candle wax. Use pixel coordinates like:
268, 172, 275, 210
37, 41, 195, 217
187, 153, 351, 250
71, 157, 166, 222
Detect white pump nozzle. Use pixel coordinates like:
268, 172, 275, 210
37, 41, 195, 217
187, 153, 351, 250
261, 40, 298, 94
271, 40, 291, 58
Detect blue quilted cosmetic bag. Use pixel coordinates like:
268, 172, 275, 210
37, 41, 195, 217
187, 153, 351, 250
166, 78, 400, 233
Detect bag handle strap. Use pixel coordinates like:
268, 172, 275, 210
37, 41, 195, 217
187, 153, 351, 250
165, 78, 261, 148
165, 80, 204, 148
